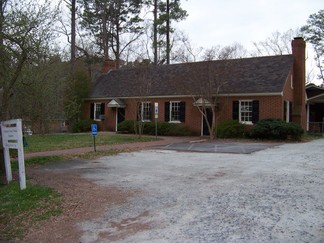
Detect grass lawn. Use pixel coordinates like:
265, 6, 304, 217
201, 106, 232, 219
23, 133, 158, 153
0, 182, 62, 241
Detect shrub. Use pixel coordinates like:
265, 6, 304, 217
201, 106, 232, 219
71, 120, 95, 133
117, 120, 192, 136
117, 120, 135, 133
216, 120, 245, 138
249, 119, 304, 140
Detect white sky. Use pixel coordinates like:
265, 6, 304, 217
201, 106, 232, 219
175, 0, 323, 49
174, 0, 323, 84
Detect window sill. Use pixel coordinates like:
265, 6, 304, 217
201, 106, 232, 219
240, 121, 253, 125
169, 120, 181, 124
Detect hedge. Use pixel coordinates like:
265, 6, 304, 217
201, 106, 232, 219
249, 119, 304, 140
117, 120, 192, 136
216, 120, 245, 138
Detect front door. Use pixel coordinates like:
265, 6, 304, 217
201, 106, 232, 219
116, 108, 125, 132
202, 108, 213, 136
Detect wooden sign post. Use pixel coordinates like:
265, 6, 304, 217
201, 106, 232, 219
1, 119, 26, 190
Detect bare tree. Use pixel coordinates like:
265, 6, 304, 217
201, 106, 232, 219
190, 61, 231, 139
252, 29, 300, 56
126, 64, 152, 137
202, 43, 247, 61
171, 31, 203, 63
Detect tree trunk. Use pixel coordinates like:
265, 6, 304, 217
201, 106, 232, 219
153, 0, 158, 65
70, 0, 76, 75
166, 0, 170, 64
102, 2, 109, 61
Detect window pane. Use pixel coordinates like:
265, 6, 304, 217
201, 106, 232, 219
95, 103, 101, 120
170, 102, 180, 121
142, 102, 151, 121
240, 101, 252, 123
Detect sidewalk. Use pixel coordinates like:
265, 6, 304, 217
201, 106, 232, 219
24, 136, 198, 159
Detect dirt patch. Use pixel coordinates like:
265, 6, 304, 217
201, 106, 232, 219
18, 167, 135, 243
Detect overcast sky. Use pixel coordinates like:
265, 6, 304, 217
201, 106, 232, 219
174, 0, 323, 83
175, 0, 323, 49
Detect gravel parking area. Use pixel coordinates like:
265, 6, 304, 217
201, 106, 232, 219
57, 139, 324, 242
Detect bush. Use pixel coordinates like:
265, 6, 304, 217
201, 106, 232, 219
216, 120, 245, 138
249, 119, 304, 140
71, 120, 96, 133
117, 120, 135, 133
117, 120, 192, 136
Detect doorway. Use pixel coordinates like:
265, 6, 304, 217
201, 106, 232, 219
202, 108, 213, 136
116, 108, 125, 131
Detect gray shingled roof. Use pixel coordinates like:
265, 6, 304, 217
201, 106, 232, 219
89, 55, 294, 99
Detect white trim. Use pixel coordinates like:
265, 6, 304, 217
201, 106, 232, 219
141, 102, 152, 122
115, 108, 118, 132
94, 103, 103, 121
84, 92, 283, 101
169, 101, 181, 123
239, 100, 253, 124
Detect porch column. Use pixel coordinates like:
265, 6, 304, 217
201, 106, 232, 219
306, 102, 310, 132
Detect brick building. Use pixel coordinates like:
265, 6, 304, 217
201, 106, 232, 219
83, 37, 306, 136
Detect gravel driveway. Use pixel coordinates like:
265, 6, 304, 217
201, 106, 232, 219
45, 139, 324, 242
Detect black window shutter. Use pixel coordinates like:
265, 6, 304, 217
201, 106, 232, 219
164, 102, 170, 121
232, 101, 239, 120
289, 102, 292, 122
252, 100, 259, 124
100, 103, 105, 115
179, 102, 186, 122
90, 103, 94, 119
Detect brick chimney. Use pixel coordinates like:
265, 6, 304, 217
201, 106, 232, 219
102, 59, 116, 74
291, 37, 306, 130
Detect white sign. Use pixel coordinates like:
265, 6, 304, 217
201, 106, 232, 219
1, 119, 26, 190
154, 102, 158, 119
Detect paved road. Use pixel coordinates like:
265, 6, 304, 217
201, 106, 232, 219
153, 141, 280, 154
41, 139, 324, 242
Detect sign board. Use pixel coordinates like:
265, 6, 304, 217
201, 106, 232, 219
1, 119, 26, 190
91, 124, 98, 136
154, 102, 158, 119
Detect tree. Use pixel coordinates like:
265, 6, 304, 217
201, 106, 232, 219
301, 9, 324, 83
252, 29, 300, 56
150, 0, 187, 64
0, 0, 59, 120
202, 43, 247, 61
171, 30, 203, 63
190, 61, 230, 139
79, 0, 145, 68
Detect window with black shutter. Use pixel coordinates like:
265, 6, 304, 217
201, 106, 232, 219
91, 102, 105, 120
233, 100, 259, 124
140, 102, 152, 121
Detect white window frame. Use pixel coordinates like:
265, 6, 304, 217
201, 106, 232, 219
94, 103, 103, 121
169, 101, 181, 123
141, 102, 151, 122
239, 100, 253, 124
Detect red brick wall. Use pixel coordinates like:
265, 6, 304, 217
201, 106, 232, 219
83, 95, 289, 135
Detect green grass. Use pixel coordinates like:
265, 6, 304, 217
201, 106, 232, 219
23, 133, 157, 153
0, 181, 62, 240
